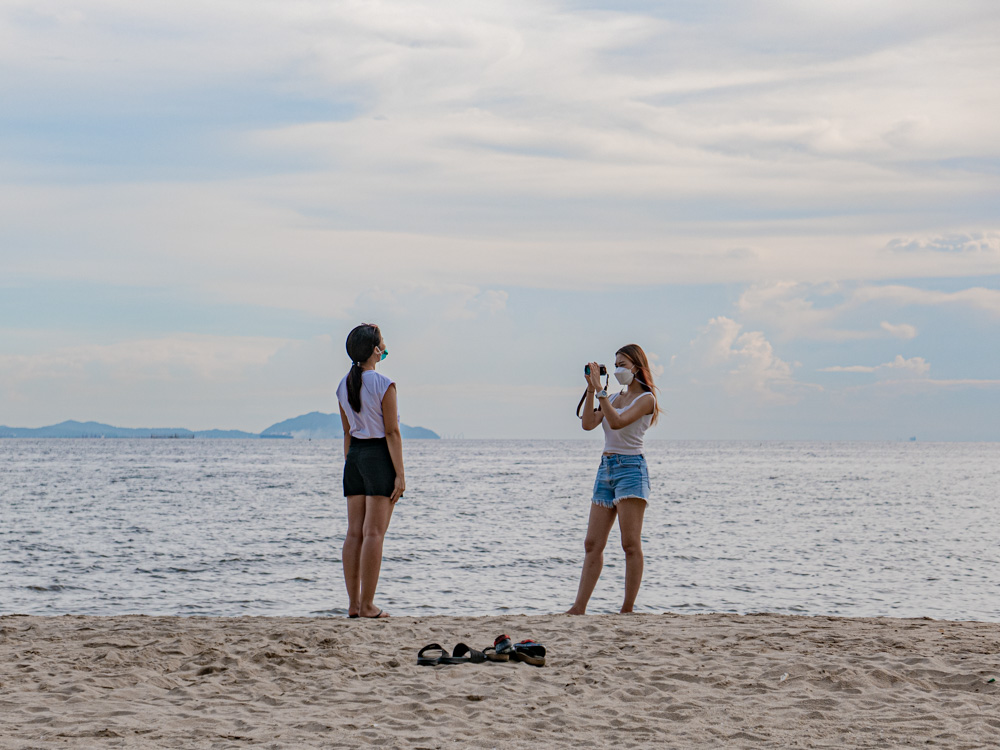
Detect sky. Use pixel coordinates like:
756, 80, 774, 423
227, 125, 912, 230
1, 0, 998, 440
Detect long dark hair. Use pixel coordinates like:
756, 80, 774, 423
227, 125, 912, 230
617, 343, 661, 425
345, 323, 381, 413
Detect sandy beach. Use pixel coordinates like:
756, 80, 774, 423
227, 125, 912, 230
1, 612, 998, 749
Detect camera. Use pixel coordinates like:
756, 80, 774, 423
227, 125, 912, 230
584, 364, 607, 376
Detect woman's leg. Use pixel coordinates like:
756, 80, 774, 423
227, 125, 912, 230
566, 503, 617, 615
343, 495, 367, 616
616, 497, 647, 613
358, 495, 395, 617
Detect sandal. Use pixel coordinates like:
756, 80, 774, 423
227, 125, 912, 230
417, 643, 448, 666
484, 634, 513, 662
439, 643, 486, 664
511, 639, 546, 667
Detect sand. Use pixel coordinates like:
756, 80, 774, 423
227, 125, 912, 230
1, 612, 998, 749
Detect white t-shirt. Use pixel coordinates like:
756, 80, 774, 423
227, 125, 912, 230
336, 369, 396, 439
601, 391, 655, 455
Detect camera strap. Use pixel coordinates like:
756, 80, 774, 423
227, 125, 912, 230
576, 372, 610, 419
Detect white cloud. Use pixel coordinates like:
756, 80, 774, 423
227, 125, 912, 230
820, 364, 876, 373
901, 379, 1000, 388
821, 355, 930, 377
738, 280, 998, 342
886, 231, 1000, 254
0, 334, 292, 384
879, 321, 918, 339
478, 289, 509, 316
647, 352, 665, 378
852, 377, 1000, 394
737, 281, 837, 339
2, 0, 1000, 309
352, 283, 508, 321
737, 281, 901, 341
0, 333, 340, 431
852, 285, 1000, 316
2, 1, 999, 438
877, 355, 930, 377
689, 316, 802, 404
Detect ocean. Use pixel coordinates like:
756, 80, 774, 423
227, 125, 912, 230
2, 439, 998, 621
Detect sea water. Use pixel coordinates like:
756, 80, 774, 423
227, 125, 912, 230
1, 439, 998, 620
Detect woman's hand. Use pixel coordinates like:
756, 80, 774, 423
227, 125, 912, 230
390, 476, 405, 503
585, 362, 602, 392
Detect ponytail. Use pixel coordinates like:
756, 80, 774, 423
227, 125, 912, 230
344, 323, 382, 413
346, 362, 365, 413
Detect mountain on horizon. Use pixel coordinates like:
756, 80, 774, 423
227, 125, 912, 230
260, 411, 439, 440
0, 414, 440, 440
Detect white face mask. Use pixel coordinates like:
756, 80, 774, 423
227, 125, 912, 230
614, 366, 634, 386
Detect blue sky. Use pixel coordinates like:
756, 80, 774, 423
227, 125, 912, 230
1, 0, 998, 439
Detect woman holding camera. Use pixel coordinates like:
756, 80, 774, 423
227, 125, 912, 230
336, 323, 405, 619
567, 344, 660, 615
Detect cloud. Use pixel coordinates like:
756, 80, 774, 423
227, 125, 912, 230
819, 364, 875, 373
0, 334, 292, 384
882, 355, 930, 375
897, 378, 1000, 388
478, 289, 509, 316
689, 316, 802, 404
352, 283, 508, 321
820, 355, 930, 377
852, 377, 1000, 394
0, 333, 342, 431
2, 1, 999, 438
879, 321, 918, 339
2, 0, 1000, 308
647, 352, 665, 378
886, 231, 1000, 254
738, 280, 999, 342
736, 281, 906, 341
852, 285, 1000, 316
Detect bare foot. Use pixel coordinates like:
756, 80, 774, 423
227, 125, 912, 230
618, 607, 634, 614
564, 607, 586, 615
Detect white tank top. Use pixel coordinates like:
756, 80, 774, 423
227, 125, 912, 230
336, 369, 395, 439
601, 391, 655, 455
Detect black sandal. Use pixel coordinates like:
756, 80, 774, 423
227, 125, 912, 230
417, 643, 448, 666
439, 643, 486, 664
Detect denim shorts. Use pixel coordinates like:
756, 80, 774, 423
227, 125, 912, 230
592, 454, 650, 508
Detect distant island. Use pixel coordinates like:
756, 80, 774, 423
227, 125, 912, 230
0, 412, 439, 440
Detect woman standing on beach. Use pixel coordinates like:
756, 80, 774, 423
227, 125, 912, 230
567, 344, 660, 615
336, 324, 405, 619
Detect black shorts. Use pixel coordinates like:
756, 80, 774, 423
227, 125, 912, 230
343, 437, 396, 497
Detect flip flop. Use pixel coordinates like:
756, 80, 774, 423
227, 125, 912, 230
417, 643, 448, 666
360, 609, 389, 619
347, 614, 359, 619
511, 639, 546, 667
439, 643, 486, 664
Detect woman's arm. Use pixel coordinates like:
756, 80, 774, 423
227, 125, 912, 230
599, 391, 655, 430
381, 384, 405, 503
581, 389, 603, 430
581, 362, 605, 431
339, 403, 352, 458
